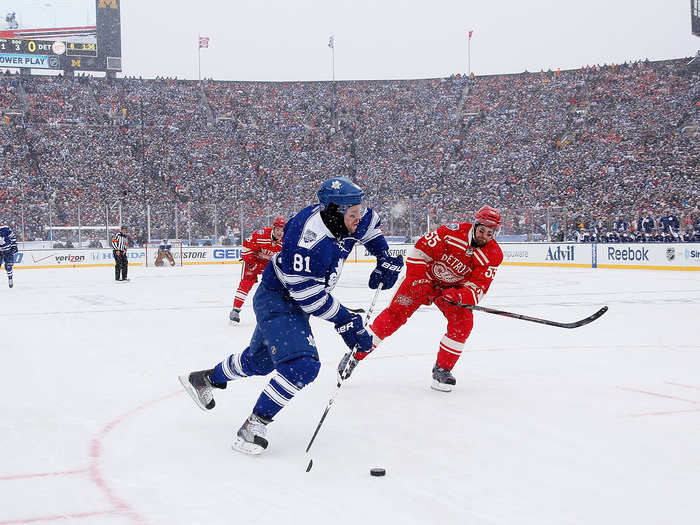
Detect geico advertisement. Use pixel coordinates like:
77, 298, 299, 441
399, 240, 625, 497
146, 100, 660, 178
598, 243, 700, 267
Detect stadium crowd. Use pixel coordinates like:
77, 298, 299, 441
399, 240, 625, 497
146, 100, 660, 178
1, 57, 698, 245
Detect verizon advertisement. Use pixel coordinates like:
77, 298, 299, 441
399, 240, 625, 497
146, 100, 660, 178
13, 247, 243, 268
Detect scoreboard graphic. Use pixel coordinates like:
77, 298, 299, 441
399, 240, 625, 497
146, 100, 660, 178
1, 0, 121, 72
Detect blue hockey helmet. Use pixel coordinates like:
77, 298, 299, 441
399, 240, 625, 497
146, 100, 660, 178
317, 177, 363, 213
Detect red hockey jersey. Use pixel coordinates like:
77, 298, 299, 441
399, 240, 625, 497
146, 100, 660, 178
241, 227, 283, 264
407, 222, 503, 304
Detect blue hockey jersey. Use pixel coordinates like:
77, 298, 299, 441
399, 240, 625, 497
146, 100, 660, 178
0, 226, 18, 253
261, 205, 388, 324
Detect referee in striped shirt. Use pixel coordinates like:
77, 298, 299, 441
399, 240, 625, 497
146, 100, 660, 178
111, 226, 129, 281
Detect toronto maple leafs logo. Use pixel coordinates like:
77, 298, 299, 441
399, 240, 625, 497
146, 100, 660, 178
303, 230, 317, 243
331, 180, 342, 189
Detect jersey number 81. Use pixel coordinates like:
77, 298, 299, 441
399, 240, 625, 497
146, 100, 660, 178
293, 253, 311, 272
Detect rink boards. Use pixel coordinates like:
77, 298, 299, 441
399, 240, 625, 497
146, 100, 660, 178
8, 242, 700, 271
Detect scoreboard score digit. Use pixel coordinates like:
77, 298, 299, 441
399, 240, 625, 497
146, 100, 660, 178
0, 38, 57, 55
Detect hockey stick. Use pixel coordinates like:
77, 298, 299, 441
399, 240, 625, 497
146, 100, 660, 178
444, 300, 608, 329
304, 284, 383, 472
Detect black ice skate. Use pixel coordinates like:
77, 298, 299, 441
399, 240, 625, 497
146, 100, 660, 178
179, 369, 226, 411
229, 308, 241, 323
232, 413, 270, 455
8, 277, 13, 288
431, 364, 456, 392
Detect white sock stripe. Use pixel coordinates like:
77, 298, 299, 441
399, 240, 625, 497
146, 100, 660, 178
234, 354, 246, 376
269, 380, 294, 401
440, 335, 465, 350
274, 373, 300, 395
440, 343, 462, 356
222, 356, 236, 379
263, 384, 289, 407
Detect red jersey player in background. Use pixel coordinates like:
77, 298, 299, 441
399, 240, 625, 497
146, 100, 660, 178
229, 216, 286, 323
339, 205, 503, 391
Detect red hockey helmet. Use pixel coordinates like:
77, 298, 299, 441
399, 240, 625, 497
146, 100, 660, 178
273, 216, 287, 229
474, 205, 501, 229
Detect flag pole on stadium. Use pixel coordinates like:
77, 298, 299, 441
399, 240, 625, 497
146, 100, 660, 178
328, 35, 335, 81
198, 35, 209, 83
467, 29, 473, 77
328, 35, 336, 125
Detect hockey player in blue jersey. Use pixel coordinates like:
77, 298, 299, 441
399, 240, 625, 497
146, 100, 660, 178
0, 225, 18, 288
179, 177, 403, 455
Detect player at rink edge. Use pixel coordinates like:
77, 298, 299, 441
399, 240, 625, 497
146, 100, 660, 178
0, 224, 18, 288
229, 216, 286, 323
338, 205, 503, 392
179, 177, 404, 455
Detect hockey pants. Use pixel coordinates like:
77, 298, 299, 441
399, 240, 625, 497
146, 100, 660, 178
113, 251, 128, 280
370, 277, 474, 370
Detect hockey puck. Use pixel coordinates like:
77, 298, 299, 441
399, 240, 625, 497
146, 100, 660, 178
370, 468, 386, 477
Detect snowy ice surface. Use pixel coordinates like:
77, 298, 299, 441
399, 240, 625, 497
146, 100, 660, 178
1, 263, 699, 525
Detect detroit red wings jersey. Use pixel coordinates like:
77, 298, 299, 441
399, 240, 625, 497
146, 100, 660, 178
242, 227, 282, 263
407, 222, 503, 304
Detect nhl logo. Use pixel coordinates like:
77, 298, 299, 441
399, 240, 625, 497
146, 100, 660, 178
665, 247, 675, 261
303, 230, 317, 243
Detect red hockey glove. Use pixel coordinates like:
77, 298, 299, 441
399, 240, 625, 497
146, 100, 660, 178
410, 278, 441, 305
442, 287, 478, 306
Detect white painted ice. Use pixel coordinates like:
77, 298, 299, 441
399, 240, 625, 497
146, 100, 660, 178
1, 263, 699, 525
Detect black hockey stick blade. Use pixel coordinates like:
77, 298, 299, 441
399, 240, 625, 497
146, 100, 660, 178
445, 300, 608, 329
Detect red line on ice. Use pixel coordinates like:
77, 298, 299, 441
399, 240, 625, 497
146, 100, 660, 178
618, 386, 699, 404
0, 510, 114, 524
0, 469, 87, 481
628, 407, 700, 417
666, 382, 700, 391
0, 390, 183, 524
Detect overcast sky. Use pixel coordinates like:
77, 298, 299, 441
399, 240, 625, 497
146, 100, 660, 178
119, 0, 697, 81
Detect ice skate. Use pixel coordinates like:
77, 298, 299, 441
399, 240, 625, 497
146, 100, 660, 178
8, 277, 13, 288
179, 369, 225, 410
431, 364, 456, 392
229, 308, 241, 323
232, 413, 270, 455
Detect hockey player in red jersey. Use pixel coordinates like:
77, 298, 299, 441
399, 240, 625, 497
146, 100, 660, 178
229, 216, 286, 323
339, 205, 503, 391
